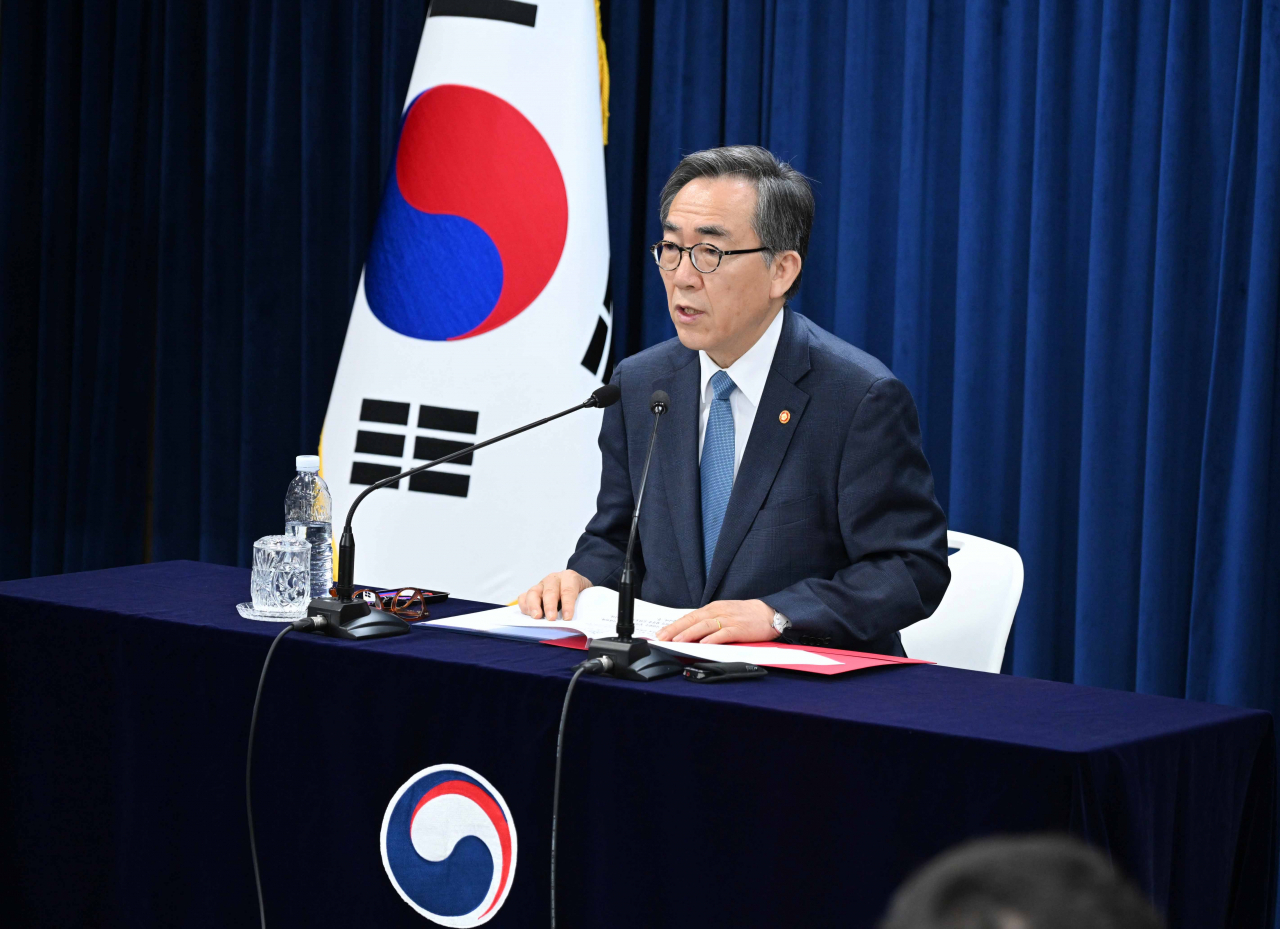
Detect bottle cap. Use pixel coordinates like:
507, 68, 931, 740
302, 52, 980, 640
296, 455, 321, 472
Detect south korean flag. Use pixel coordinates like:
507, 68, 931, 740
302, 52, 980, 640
321, 0, 612, 601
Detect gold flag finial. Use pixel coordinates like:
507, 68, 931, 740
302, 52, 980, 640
595, 0, 610, 145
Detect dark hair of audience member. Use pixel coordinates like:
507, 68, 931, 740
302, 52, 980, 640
879, 834, 1165, 929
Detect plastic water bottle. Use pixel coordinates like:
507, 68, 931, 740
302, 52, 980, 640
285, 455, 334, 599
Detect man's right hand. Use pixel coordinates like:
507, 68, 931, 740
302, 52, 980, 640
518, 570, 593, 621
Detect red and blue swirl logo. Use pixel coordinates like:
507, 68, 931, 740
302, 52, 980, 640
380, 765, 518, 926
365, 84, 569, 341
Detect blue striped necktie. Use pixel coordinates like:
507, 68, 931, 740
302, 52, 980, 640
701, 370, 737, 573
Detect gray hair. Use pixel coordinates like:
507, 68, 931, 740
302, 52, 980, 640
658, 145, 814, 300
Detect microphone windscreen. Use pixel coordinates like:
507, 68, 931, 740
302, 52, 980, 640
650, 390, 671, 413
590, 383, 622, 408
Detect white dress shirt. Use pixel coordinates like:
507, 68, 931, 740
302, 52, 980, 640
697, 309, 785, 479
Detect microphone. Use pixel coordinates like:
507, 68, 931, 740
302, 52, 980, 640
616, 390, 668, 639
585, 389, 683, 680
306, 383, 622, 639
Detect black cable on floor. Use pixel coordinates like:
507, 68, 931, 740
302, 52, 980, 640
551, 658, 607, 929
246, 618, 313, 929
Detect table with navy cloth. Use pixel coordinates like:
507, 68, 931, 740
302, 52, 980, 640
0, 560, 1274, 928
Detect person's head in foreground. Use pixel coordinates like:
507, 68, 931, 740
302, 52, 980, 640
879, 834, 1165, 929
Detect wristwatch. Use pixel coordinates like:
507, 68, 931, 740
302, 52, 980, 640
770, 609, 792, 636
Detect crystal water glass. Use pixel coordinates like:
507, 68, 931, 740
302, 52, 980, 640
250, 535, 312, 618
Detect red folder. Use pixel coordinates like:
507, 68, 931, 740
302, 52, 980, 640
540, 635, 932, 676
729, 641, 932, 675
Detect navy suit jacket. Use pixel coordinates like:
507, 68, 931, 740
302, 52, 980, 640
568, 309, 950, 656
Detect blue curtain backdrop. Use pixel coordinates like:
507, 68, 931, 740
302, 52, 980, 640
1, 0, 1278, 917
0, 0, 429, 577
605, 0, 1280, 712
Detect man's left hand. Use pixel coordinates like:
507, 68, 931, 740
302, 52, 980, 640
656, 599, 779, 644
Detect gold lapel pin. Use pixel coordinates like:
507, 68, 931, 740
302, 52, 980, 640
779, 410, 791, 424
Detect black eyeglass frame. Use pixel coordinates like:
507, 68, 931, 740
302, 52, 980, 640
649, 240, 770, 273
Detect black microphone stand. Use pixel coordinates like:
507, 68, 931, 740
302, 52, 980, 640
303, 385, 622, 640
585, 391, 683, 680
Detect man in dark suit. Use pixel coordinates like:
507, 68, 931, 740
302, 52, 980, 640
518, 146, 949, 656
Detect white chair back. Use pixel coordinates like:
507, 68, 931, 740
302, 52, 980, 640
899, 530, 1023, 673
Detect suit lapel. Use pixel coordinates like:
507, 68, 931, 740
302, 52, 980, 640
701, 310, 812, 604
652, 352, 704, 605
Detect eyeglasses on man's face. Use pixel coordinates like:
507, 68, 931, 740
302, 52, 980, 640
650, 240, 769, 273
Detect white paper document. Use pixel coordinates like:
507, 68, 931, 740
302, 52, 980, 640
424, 587, 840, 667
649, 642, 839, 666
426, 586, 684, 640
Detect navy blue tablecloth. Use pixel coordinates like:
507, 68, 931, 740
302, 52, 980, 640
0, 561, 1274, 927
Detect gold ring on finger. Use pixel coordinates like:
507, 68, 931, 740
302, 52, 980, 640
715, 618, 723, 631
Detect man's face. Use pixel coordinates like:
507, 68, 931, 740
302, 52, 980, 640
660, 177, 796, 367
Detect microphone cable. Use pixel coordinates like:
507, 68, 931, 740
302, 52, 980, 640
246, 616, 318, 929
550, 656, 611, 929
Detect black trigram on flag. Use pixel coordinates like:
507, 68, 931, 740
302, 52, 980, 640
351, 399, 479, 497
426, 0, 538, 27
580, 279, 615, 383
